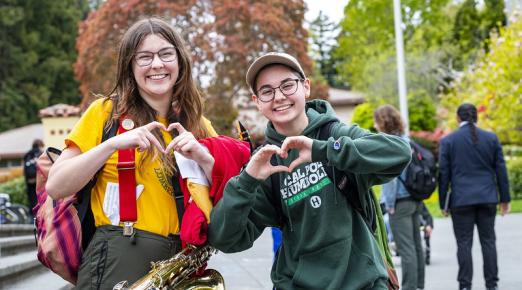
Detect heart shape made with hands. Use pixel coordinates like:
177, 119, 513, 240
132, 121, 196, 155
258, 136, 312, 175
279, 136, 313, 172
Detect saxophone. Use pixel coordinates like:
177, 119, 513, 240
113, 244, 225, 290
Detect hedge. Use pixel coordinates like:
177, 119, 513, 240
0, 177, 28, 206
507, 158, 522, 200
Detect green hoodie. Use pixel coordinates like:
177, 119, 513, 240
209, 100, 411, 290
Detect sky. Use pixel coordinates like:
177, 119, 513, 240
304, 0, 346, 25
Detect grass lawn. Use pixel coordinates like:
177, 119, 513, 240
372, 185, 522, 218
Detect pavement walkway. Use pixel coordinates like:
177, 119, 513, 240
208, 213, 522, 290
8, 213, 522, 290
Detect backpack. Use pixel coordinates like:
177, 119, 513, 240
33, 122, 118, 284
398, 141, 437, 201
265, 120, 400, 290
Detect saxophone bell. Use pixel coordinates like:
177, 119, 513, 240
113, 244, 225, 290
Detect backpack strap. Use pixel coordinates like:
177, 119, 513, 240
317, 121, 377, 232
76, 120, 119, 249
268, 155, 286, 228
170, 166, 184, 224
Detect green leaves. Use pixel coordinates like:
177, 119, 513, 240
441, 17, 522, 144
0, 0, 85, 132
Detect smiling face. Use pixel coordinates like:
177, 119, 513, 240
253, 64, 310, 135
132, 34, 179, 103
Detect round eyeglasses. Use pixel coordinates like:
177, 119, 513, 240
256, 79, 303, 102
134, 47, 177, 67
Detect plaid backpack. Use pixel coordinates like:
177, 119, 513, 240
33, 123, 117, 284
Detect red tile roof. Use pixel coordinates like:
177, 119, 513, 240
39, 104, 81, 117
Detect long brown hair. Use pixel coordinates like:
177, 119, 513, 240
373, 105, 405, 136
105, 17, 211, 173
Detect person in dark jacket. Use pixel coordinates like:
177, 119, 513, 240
438, 103, 511, 290
23, 139, 44, 215
208, 52, 411, 290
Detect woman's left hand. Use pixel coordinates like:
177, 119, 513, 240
165, 123, 212, 164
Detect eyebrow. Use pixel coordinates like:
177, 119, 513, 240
257, 77, 296, 91
135, 46, 176, 54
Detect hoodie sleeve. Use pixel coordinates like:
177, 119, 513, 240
311, 123, 411, 186
208, 171, 280, 253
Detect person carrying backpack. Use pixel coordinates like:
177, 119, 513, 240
208, 52, 411, 290
374, 105, 426, 290
23, 139, 44, 216
45, 18, 220, 289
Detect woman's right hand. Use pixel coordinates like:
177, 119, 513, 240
107, 121, 167, 152
245, 144, 290, 180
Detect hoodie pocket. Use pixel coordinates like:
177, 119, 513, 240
292, 239, 383, 290
292, 239, 350, 289
344, 242, 384, 290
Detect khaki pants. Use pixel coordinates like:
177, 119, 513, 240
76, 225, 181, 290
389, 199, 425, 290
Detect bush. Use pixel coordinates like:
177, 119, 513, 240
351, 102, 376, 131
408, 92, 437, 132
507, 159, 522, 200
504, 145, 522, 159
0, 177, 28, 206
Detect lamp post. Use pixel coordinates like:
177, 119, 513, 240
393, 0, 409, 135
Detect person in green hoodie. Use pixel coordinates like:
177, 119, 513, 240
208, 52, 411, 290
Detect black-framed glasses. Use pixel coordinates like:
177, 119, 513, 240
134, 47, 177, 67
256, 79, 303, 102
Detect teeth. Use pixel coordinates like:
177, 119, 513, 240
274, 104, 292, 111
148, 74, 167, 80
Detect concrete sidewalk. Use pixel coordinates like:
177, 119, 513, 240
208, 213, 522, 290
8, 213, 522, 289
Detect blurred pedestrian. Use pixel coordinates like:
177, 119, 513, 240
23, 139, 44, 215
419, 202, 433, 265
438, 103, 511, 290
374, 104, 425, 290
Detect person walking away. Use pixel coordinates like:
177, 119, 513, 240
23, 139, 44, 216
419, 202, 433, 265
438, 103, 511, 290
208, 52, 411, 290
373, 105, 426, 290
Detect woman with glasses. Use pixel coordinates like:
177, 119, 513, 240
46, 17, 218, 289
208, 52, 411, 290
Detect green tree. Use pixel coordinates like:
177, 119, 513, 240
335, 0, 506, 113
309, 11, 339, 87
441, 16, 522, 144
0, 0, 86, 132
74, 0, 321, 135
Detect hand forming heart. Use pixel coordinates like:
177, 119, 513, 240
109, 121, 168, 153
280, 136, 313, 172
165, 122, 213, 165
245, 136, 313, 180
